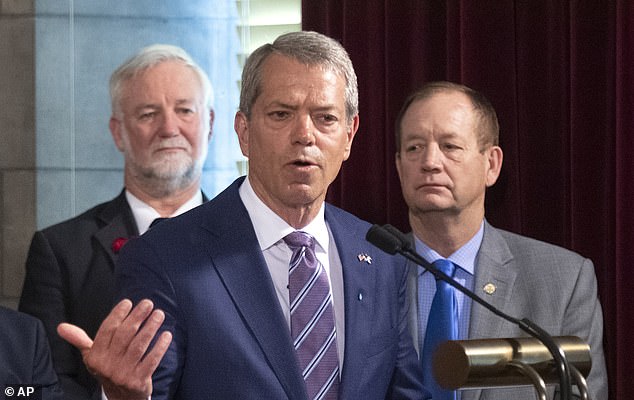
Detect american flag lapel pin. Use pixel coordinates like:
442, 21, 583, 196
357, 253, 372, 264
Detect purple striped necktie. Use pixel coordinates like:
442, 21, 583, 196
285, 231, 340, 400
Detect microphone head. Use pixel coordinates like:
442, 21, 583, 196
382, 224, 411, 250
366, 224, 402, 255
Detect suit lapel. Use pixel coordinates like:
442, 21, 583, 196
458, 223, 516, 400
94, 191, 138, 269
467, 222, 516, 400
325, 206, 377, 398
406, 259, 421, 355
469, 222, 518, 340
403, 233, 422, 355
95, 190, 208, 267
197, 180, 306, 399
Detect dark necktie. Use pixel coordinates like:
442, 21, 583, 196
284, 231, 340, 400
149, 217, 168, 229
422, 259, 458, 400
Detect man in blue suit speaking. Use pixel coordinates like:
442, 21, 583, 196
58, 31, 430, 400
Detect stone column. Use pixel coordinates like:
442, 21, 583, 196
0, 0, 36, 308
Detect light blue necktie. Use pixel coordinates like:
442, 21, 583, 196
422, 259, 458, 400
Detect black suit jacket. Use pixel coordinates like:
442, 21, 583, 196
0, 306, 63, 399
19, 190, 138, 399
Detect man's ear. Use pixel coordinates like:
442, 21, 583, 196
207, 109, 215, 141
234, 111, 249, 157
485, 145, 503, 187
109, 117, 125, 152
342, 115, 360, 161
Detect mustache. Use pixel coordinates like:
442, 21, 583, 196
152, 138, 191, 151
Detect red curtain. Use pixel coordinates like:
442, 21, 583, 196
303, 1, 633, 399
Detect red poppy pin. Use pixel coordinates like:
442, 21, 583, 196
111, 237, 128, 254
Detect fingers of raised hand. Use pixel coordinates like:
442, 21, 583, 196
107, 299, 155, 356
101, 329, 172, 400
85, 299, 168, 394
118, 308, 166, 367
134, 329, 173, 383
91, 298, 135, 354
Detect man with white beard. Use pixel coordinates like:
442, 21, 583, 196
19, 44, 214, 400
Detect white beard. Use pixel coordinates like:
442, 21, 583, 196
122, 134, 207, 197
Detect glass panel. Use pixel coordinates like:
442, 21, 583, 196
34, 0, 243, 228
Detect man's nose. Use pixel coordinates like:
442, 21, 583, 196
292, 114, 316, 145
159, 110, 179, 136
420, 145, 442, 171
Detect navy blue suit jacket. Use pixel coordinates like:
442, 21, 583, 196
115, 178, 428, 399
0, 307, 63, 399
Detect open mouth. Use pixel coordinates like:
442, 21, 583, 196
292, 160, 314, 166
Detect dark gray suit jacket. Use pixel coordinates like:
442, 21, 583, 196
19, 191, 137, 399
407, 220, 608, 400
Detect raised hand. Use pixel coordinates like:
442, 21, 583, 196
58, 299, 172, 400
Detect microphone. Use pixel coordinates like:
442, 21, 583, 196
381, 224, 413, 250
366, 224, 574, 400
365, 224, 403, 255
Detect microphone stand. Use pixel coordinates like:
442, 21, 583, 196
366, 224, 573, 400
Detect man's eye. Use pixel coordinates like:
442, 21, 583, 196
406, 144, 422, 153
139, 112, 156, 120
269, 111, 290, 120
317, 114, 338, 124
443, 143, 462, 151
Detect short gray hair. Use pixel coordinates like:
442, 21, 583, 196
239, 31, 358, 124
110, 44, 214, 115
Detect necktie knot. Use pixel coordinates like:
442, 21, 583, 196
149, 217, 169, 229
284, 231, 315, 251
433, 259, 456, 280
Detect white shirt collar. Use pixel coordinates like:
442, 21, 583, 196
125, 189, 203, 235
238, 176, 329, 253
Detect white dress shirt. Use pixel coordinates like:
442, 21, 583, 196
126, 190, 203, 235
239, 177, 346, 367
